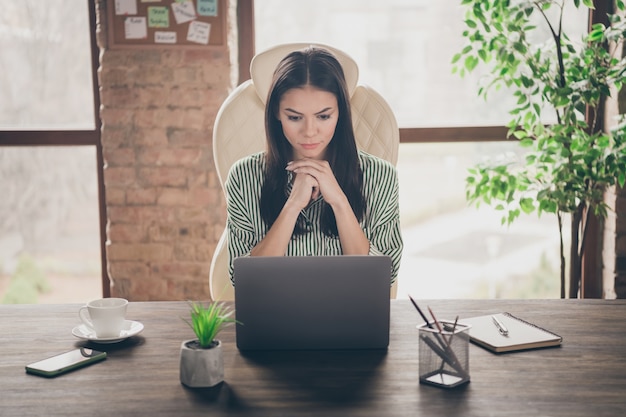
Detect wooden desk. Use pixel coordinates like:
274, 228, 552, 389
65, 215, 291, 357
1, 300, 625, 416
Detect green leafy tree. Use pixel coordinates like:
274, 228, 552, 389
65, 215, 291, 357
453, 0, 626, 298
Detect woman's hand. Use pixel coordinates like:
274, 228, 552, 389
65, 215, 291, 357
286, 167, 320, 210
286, 158, 369, 255
286, 159, 347, 208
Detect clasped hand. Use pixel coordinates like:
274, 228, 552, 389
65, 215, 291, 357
285, 159, 344, 209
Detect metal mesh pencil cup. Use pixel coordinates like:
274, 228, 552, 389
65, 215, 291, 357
418, 320, 470, 388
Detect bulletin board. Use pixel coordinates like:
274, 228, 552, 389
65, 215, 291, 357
107, 0, 227, 49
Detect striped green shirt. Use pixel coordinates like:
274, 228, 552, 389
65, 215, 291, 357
225, 150, 403, 284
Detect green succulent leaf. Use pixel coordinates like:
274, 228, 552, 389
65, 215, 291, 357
183, 301, 240, 348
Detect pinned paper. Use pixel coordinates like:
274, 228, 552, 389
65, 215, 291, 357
148, 6, 169, 28
187, 21, 211, 45
155, 31, 177, 44
115, 0, 137, 15
172, 0, 197, 25
124, 16, 148, 39
197, 0, 218, 17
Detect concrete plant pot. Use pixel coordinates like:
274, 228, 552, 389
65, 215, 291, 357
179, 339, 224, 388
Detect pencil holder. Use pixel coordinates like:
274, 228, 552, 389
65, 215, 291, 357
418, 320, 470, 388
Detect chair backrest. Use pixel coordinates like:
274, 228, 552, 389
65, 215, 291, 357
210, 42, 400, 301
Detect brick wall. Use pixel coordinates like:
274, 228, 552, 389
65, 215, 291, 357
94, 1, 236, 300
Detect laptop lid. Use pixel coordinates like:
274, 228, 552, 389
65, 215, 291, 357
233, 255, 391, 351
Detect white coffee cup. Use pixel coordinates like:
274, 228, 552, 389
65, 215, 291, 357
78, 298, 128, 338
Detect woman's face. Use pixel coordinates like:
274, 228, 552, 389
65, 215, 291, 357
277, 85, 339, 160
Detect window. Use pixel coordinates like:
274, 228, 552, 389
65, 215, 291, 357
254, 0, 587, 129
250, 0, 589, 298
396, 142, 566, 299
0, 1, 95, 130
0, 0, 104, 304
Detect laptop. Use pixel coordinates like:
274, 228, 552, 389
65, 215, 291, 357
233, 255, 391, 351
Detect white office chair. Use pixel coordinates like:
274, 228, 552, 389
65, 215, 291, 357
210, 43, 400, 301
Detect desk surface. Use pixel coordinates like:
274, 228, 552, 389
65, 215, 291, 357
1, 299, 625, 417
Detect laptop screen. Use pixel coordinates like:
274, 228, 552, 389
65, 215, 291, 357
233, 255, 391, 350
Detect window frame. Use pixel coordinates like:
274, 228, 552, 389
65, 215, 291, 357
0, 0, 109, 298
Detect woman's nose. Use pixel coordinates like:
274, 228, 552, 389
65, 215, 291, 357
303, 118, 316, 137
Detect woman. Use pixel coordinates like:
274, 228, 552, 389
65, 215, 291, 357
225, 46, 403, 285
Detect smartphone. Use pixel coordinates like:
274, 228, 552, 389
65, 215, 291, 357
25, 348, 107, 378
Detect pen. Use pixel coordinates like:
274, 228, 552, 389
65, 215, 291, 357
492, 315, 509, 336
408, 297, 464, 371
427, 306, 466, 372
408, 295, 434, 329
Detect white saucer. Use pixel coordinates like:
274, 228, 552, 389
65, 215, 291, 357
72, 320, 144, 344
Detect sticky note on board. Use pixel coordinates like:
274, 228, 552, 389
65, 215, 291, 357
124, 16, 147, 39
155, 31, 177, 44
148, 7, 169, 28
172, 0, 197, 25
115, 0, 138, 15
187, 21, 211, 45
197, 0, 218, 16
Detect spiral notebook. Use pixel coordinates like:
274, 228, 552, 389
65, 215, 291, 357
460, 312, 562, 353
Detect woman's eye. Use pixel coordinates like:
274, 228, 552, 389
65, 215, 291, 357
318, 114, 331, 120
287, 115, 302, 121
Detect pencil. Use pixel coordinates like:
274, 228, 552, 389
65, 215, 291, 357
428, 306, 444, 334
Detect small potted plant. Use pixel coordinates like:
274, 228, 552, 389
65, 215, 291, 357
179, 301, 238, 388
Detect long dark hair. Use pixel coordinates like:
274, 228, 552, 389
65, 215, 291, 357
260, 47, 365, 237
